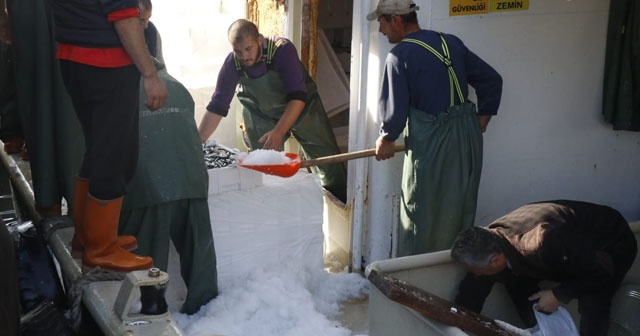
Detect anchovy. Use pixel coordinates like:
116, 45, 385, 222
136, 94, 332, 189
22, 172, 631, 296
202, 143, 238, 169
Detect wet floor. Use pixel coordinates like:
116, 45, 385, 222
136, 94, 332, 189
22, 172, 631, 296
326, 250, 370, 336
339, 296, 369, 335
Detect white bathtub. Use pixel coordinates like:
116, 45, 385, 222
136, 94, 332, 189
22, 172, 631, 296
366, 221, 640, 336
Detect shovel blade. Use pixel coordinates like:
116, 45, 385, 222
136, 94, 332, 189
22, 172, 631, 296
237, 153, 301, 177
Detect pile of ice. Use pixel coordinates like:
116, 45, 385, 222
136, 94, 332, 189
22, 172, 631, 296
174, 264, 369, 336
237, 149, 294, 165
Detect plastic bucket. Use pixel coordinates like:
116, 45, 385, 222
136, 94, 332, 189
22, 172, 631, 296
609, 284, 640, 336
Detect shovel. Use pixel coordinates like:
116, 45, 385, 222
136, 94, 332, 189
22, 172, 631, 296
237, 144, 406, 178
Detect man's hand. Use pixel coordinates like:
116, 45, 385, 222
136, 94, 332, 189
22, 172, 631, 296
261, 99, 304, 151
142, 73, 167, 110
375, 136, 396, 161
113, 17, 167, 110
258, 129, 285, 151
477, 115, 492, 133
529, 290, 560, 314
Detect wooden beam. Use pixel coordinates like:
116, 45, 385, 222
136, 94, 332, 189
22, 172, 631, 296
367, 269, 513, 336
308, 0, 318, 80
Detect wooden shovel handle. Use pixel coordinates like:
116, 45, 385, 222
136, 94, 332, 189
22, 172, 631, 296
299, 144, 406, 168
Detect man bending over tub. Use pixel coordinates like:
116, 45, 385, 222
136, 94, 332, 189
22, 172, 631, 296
451, 200, 637, 336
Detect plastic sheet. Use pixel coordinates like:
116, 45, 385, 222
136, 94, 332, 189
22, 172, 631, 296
207, 172, 324, 290
528, 306, 578, 336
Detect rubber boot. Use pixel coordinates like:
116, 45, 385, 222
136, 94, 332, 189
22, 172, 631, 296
82, 195, 153, 272
35, 203, 62, 217
70, 178, 137, 259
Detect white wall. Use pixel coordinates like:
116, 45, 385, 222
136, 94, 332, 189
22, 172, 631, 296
152, 0, 246, 149
357, 0, 640, 267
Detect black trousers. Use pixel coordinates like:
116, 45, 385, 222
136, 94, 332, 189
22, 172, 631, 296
512, 233, 637, 336
59, 60, 140, 199
456, 269, 540, 328
578, 227, 637, 336
0, 224, 19, 336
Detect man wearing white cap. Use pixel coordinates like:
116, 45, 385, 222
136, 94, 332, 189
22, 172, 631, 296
369, 0, 503, 256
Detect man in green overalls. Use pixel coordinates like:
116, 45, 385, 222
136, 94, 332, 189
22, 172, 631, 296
118, 59, 218, 315
198, 19, 347, 203
368, 0, 503, 256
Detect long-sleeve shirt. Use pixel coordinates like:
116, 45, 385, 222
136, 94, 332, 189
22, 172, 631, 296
379, 29, 502, 141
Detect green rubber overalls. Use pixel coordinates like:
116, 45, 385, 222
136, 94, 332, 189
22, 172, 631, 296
235, 38, 347, 203
119, 61, 218, 314
398, 35, 483, 256
7, 0, 84, 211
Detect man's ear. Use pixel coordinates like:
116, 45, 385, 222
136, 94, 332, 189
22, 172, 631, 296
488, 253, 503, 268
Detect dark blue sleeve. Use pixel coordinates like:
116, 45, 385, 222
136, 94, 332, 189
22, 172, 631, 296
378, 52, 410, 141
462, 43, 503, 116
99, 0, 139, 16
144, 22, 158, 57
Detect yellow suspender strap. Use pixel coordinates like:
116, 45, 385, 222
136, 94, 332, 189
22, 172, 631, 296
401, 34, 465, 106
265, 37, 287, 65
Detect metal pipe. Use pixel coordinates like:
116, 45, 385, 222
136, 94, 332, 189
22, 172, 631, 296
348, 0, 373, 273
0, 141, 42, 224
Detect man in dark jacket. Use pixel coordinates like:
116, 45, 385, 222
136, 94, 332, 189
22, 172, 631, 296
451, 200, 637, 336
51, 0, 167, 272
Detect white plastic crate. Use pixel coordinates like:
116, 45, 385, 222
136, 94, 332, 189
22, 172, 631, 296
207, 172, 324, 290
207, 165, 263, 195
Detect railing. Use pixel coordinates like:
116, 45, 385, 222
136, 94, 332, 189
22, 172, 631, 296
0, 143, 184, 336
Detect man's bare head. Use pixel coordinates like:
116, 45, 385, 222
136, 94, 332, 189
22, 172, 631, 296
228, 19, 263, 68
228, 19, 260, 45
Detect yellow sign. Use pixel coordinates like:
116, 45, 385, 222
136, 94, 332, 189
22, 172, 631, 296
449, 0, 529, 16
449, 0, 489, 16
491, 0, 529, 12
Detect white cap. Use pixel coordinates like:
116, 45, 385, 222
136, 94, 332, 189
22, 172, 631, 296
367, 0, 420, 21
